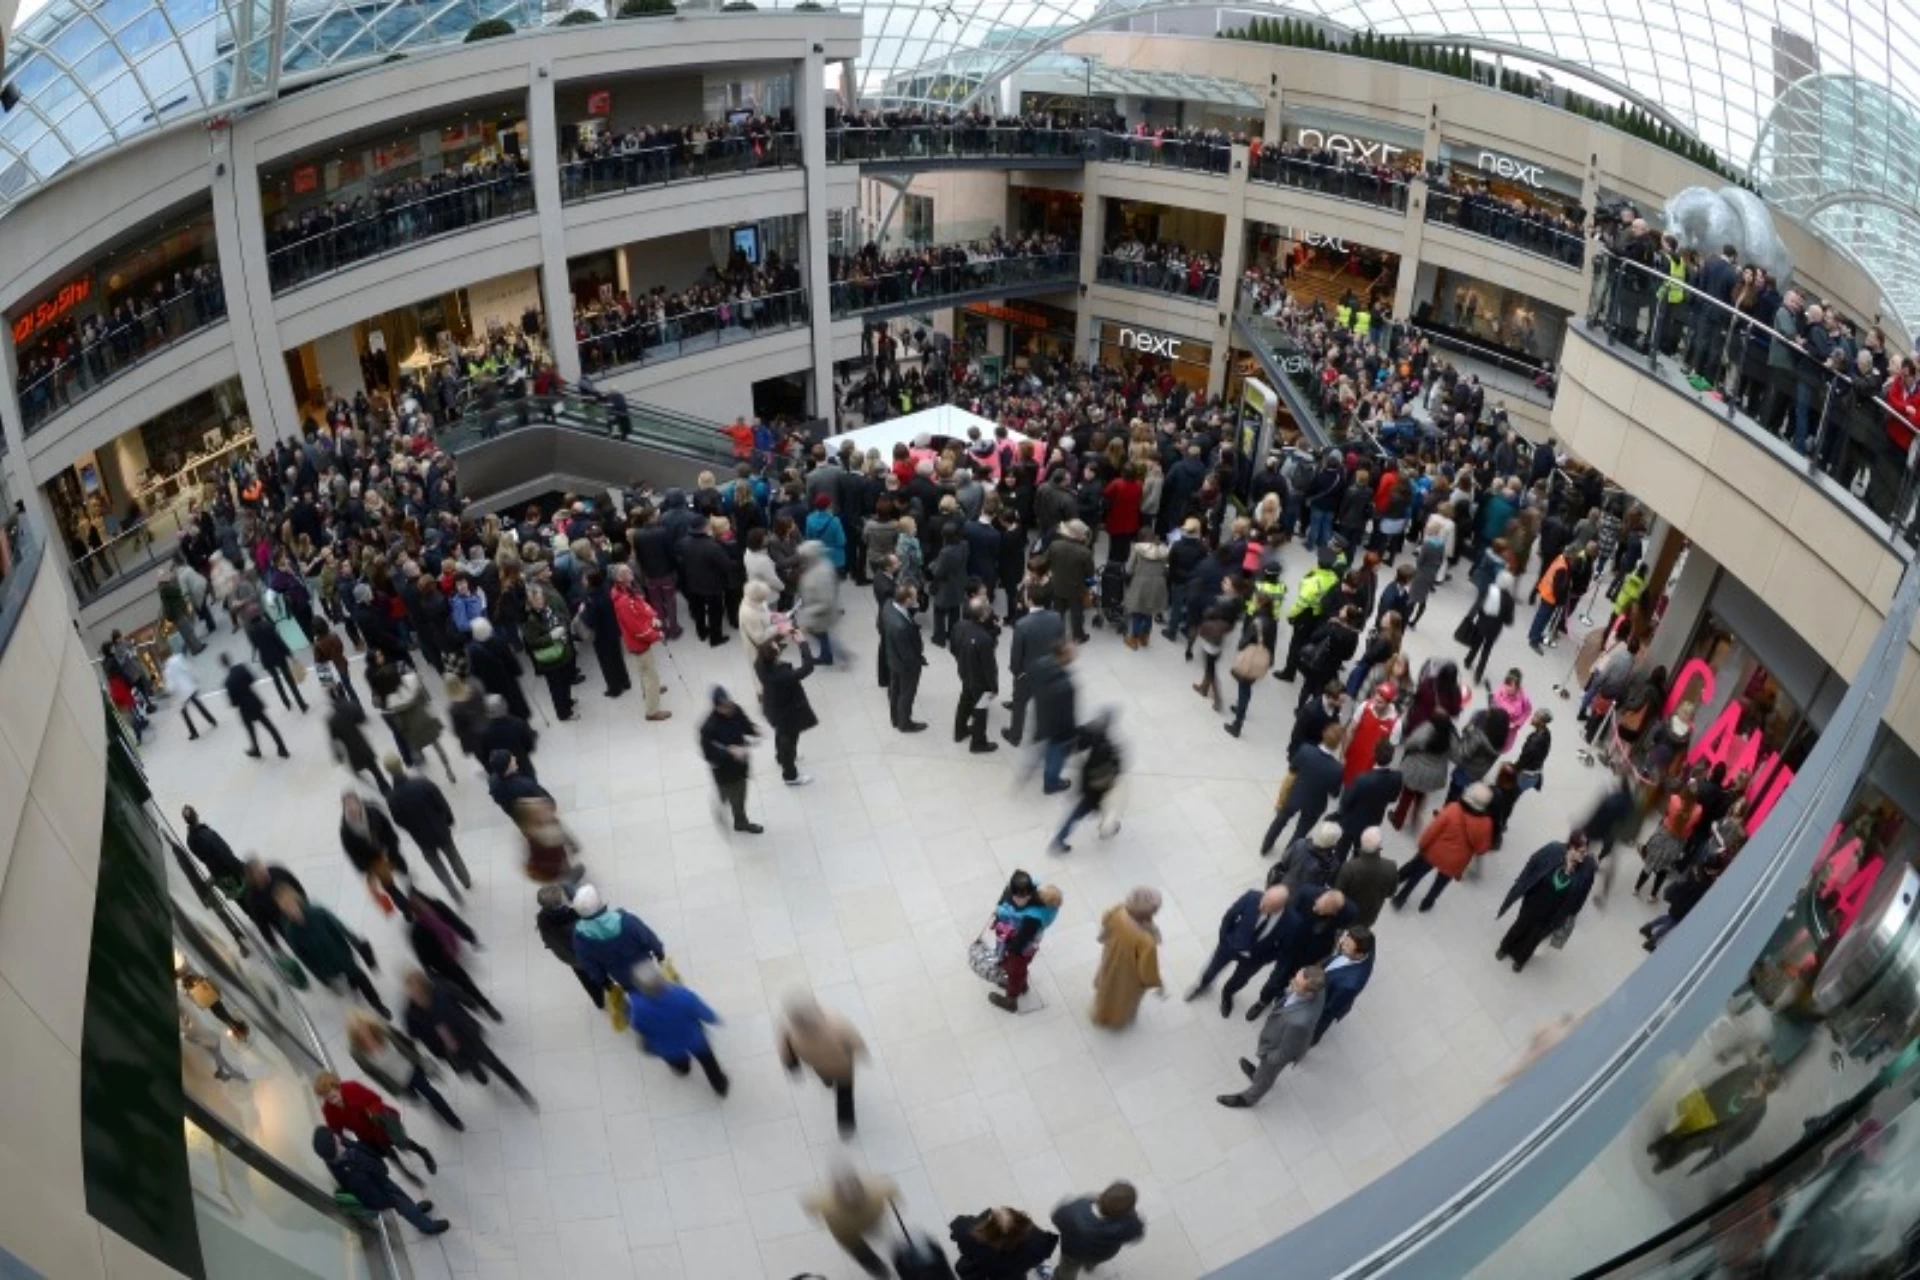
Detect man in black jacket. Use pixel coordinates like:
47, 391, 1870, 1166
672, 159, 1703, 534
465, 619, 531, 720
221, 653, 290, 759
181, 805, 246, 890
630, 507, 683, 639
950, 599, 1000, 753
755, 638, 818, 786
870, 556, 898, 690
384, 755, 470, 897
478, 695, 538, 779
313, 1128, 448, 1235
678, 516, 733, 646
1002, 586, 1064, 747
1027, 640, 1079, 794
699, 686, 764, 832
534, 884, 600, 1005
1333, 741, 1402, 861
401, 970, 535, 1107
879, 583, 927, 733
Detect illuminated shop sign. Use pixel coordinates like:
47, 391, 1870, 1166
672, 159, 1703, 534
1476, 150, 1546, 188
1304, 233, 1350, 252
12, 275, 92, 345
1118, 327, 1180, 358
1297, 128, 1405, 166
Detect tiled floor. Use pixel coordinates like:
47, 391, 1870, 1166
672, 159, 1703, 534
143, 559, 1654, 1279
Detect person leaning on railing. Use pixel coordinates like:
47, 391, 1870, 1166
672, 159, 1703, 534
563, 112, 788, 195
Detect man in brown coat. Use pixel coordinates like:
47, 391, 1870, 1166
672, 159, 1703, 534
778, 993, 867, 1136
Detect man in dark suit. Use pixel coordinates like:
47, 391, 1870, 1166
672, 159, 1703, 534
1260, 720, 1345, 855
879, 582, 926, 733
1333, 740, 1402, 861
1288, 680, 1344, 755
950, 599, 999, 753
1002, 585, 1064, 747
1312, 926, 1375, 1045
1217, 965, 1327, 1108
221, 653, 290, 759
1688, 243, 1740, 384
1245, 885, 1355, 1020
871, 555, 898, 689
1184, 885, 1289, 1018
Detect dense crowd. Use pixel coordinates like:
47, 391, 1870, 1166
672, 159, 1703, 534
561, 111, 794, 195
1426, 175, 1585, 264
1098, 238, 1223, 300
1596, 218, 1917, 526
1248, 138, 1414, 208
827, 232, 1077, 312
574, 257, 806, 373
17, 264, 227, 430
264, 157, 533, 291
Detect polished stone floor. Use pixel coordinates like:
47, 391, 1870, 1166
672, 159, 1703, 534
143, 554, 1651, 1279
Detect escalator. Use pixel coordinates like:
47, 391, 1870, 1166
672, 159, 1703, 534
438, 389, 739, 510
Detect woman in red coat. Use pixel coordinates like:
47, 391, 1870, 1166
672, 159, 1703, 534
315, 1071, 438, 1183
1102, 464, 1145, 564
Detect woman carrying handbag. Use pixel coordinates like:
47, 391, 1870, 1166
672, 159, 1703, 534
1224, 592, 1279, 738
973, 871, 1061, 1014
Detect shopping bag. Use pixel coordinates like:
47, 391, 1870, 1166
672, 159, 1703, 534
1229, 642, 1272, 682
605, 982, 630, 1033
966, 920, 1006, 985
1452, 611, 1477, 646
290, 657, 309, 685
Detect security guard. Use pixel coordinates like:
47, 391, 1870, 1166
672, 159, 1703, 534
1353, 309, 1372, 340
1247, 561, 1288, 618
1528, 551, 1571, 652
1334, 302, 1352, 330
1274, 547, 1342, 682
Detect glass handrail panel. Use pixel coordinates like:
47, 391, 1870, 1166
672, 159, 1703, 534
1093, 254, 1223, 302
1246, 149, 1412, 212
559, 131, 800, 203
827, 252, 1077, 317
1423, 188, 1587, 268
265, 170, 534, 295
17, 281, 229, 435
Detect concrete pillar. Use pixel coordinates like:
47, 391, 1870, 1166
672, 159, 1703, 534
1072, 181, 1101, 361
526, 56, 582, 383
1264, 75, 1281, 142
1395, 178, 1427, 322
615, 247, 634, 300
1210, 142, 1251, 398
1644, 540, 1717, 675
798, 47, 835, 415
1580, 130, 1603, 298
212, 116, 302, 446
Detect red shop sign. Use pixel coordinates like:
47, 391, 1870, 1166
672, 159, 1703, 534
586, 90, 611, 117
12, 275, 92, 346
292, 164, 319, 194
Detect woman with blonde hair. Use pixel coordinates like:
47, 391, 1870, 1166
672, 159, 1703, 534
1091, 887, 1164, 1028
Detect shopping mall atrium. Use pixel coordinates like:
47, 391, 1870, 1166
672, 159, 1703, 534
3, 0, 1920, 1276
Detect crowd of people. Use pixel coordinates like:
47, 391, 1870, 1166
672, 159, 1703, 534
132, 281, 1748, 1267
17, 263, 227, 430
263, 156, 533, 292
1425, 174, 1586, 265
1098, 238, 1224, 300
831, 106, 1093, 159
574, 256, 806, 374
1247, 137, 1414, 209
827, 232, 1077, 314
560, 110, 796, 198
1595, 216, 1919, 529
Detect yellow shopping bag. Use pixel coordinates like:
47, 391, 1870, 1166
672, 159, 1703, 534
604, 982, 629, 1033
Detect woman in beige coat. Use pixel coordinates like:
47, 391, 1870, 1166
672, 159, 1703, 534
1091, 887, 1165, 1029
738, 580, 779, 694
778, 993, 867, 1136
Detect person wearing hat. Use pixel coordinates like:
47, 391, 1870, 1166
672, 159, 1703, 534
1496, 832, 1598, 971
699, 685, 764, 833
1185, 884, 1291, 1018
569, 883, 667, 994
1391, 782, 1497, 913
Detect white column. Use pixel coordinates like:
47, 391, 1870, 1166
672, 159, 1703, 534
1073, 183, 1101, 361
798, 47, 835, 415
526, 55, 582, 383
1210, 142, 1250, 397
1264, 76, 1281, 142
1395, 178, 1427, 322
213, 118, 302, 446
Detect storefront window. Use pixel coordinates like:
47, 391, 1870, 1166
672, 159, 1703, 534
1246, 223, 1400, 316
1092, 320, 1210, 393
1412, 268, 1568, 361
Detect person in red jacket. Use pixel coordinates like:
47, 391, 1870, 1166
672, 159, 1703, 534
610, 564, 672, 722
314, 1071, 438, 1184
1102, 464, 1144, 563
1887, 358, 1920, 458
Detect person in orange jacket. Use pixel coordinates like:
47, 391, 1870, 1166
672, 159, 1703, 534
1389, 782, 1496, 913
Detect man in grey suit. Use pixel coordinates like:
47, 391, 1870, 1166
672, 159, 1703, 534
1216, 965, 1327, 1108
1002, 584, 1064, 747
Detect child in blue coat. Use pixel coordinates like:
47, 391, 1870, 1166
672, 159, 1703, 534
627, 961, 729, 1096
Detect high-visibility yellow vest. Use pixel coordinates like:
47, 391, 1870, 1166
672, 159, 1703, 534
1288, 567, 1338, 620
1665, 255, 1686, 305
1354, 310, 1372, 338
1335, 304, 1352, 329
1247, 577, 1288, 616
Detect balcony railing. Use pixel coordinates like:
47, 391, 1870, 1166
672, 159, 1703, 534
1248, 150, 1412, 212
265, 170, 535, 295
576, 289, 809, 378
1588, 246, 1919, 544
17, 283, 229, 436
65, 502, 195, 605
560, 131, 801, 203
0, 514, 43, 661
828, 252, 1077, 317
1085, 129, 1234, 174
1095, 254, 1222, 303
825, 123, 1083, 164
1424, 188, 1586, 269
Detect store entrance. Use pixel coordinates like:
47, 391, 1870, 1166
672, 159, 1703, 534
753, 371, 810, 422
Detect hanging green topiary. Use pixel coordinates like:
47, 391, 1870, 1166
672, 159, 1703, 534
464, 16, 514, 39
556, 8, 599, 22
618, 0, 675, 15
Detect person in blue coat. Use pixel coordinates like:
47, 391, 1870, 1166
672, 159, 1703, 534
803, 493, 847, 572
569, 884, 666, 994
313, 1126, 448, 1235
626, 960, 729, 1095
1312, 926, 1375, 1045
1184, 885, 1290, 1018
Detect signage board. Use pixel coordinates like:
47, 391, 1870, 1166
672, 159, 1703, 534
1297, 127, 1405, 166
12, 275, 92, 345
1118, 327, 1180, 358
1476, 149, 1546, 188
